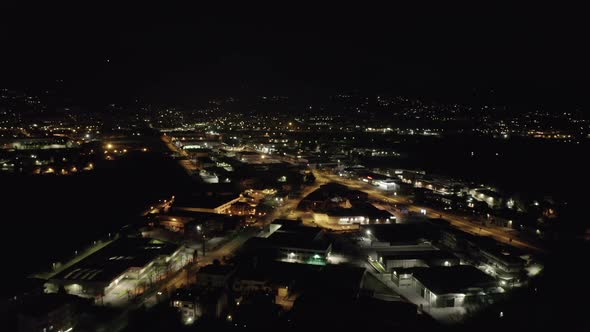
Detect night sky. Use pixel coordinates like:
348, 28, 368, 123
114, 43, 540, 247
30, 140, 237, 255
1, 4, 588, 106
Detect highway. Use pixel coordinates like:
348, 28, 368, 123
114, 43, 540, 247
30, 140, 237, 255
313, 170, 544, 253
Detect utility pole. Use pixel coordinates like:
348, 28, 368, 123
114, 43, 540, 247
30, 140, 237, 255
202, 235, 206, 256
192, 247, 199, 264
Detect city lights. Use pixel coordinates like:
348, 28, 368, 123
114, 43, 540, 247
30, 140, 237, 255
1, 12, 577, 330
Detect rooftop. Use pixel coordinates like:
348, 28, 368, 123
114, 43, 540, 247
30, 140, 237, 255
479, 243, 526, 265
52, 238, 179, 284
234, 261, 321, 286
378, 250, 458, 262
234, 261, 366, 295
267, 226, 330, 251
412, 265, 497, 294
300, 182, 366, 202
325, 202, 393, 219
361, 223, 434, 244
242, 224, 331, 256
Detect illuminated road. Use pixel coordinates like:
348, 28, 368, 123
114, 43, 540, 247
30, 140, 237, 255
151, 227, 260, 299
199, 227, 260, 264
142, 197, 174, 216
265, 178, 328, 222
313, 170, 544, 253
161, 135, 198, 175
101, 228, 260, 331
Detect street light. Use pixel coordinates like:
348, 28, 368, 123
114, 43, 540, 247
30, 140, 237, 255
366, 230, 371, 236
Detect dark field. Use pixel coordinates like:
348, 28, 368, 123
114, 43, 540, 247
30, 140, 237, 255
0, 137, 193, 295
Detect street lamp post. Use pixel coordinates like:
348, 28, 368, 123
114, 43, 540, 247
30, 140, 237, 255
195, 225, 206, 256
201, 235, 206, 257
365, 229, 372, 243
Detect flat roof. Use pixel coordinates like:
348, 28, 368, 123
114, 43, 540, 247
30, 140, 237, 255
412, 265, 497, 294
378, 250, 457, 261
361, 224, 434, 244
325, 203, 393, 219
272, 224, 323, 240
234, 261, 364, 293
245, 225, 331, 253
235, 261, 321, 285
479, 244, 526, 265
52, 238, 180, 284
301, 182, 362, 201
267, 226, 330, 251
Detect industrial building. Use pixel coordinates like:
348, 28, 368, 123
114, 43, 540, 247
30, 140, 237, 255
244, 220, 332, 265
408, 265, 500, 308
45, 238, 186, 300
